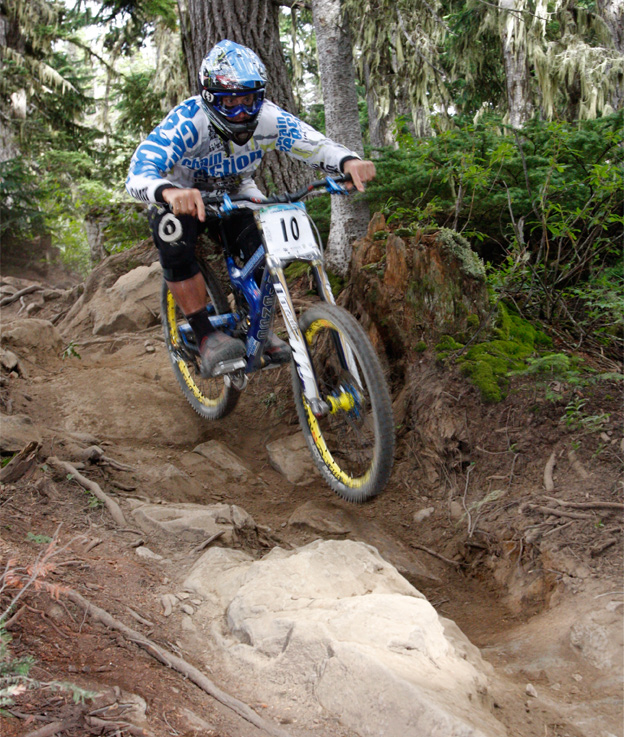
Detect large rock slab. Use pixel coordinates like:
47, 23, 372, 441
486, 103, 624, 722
182, 539, 505, 737
132, 502, 256, 548
289, 500, 440, 583
62, 262, 161, 336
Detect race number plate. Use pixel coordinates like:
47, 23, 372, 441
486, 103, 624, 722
257, 205, 320, 261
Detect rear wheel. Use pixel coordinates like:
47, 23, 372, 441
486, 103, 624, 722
161, 261, 240, 420
291, 303, 394, 502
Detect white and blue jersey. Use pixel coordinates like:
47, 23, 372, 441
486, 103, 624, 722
126, 96, 359, 203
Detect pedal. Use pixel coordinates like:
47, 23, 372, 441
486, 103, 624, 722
224, 370, 248, 390
212, 357, 247, 376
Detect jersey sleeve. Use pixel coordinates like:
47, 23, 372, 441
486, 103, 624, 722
259, 102, 361, 174
125, 98, 202, 203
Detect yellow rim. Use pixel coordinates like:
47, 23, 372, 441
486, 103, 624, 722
166, 291, 224, 408
303, 317, 371, 489
303, 399, 371, 488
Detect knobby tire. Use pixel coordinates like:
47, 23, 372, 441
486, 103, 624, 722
161, 260, 240, 420
291, 303, 395, 502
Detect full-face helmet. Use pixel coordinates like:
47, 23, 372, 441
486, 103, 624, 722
198, 40, 267, 145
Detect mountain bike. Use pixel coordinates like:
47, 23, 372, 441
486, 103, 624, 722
160, 175, 394, 502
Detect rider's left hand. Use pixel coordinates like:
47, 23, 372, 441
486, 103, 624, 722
343, 159, 376, 192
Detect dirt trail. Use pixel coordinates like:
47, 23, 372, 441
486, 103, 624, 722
0, 270, 622, 737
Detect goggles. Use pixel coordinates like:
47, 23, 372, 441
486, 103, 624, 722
210, 90, 265, 119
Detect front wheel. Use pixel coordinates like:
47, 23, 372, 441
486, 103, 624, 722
291, 303, 395, 502
161, 260, 240, 420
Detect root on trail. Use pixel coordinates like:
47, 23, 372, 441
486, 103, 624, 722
47, 457, 127, 526
543, 452, 556, 492
64, 588, 295, 737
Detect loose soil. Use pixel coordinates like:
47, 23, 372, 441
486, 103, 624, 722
0, 263, 622, 737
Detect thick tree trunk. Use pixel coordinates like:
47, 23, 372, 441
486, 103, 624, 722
363, 60, 397, 151
596, 0, 624, 110
312, 0, 370, 278
499, 0, 533, 128
180, 0, 307, 192
596, 0, 624, 52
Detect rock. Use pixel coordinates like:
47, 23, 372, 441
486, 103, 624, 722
145, 463, 205, 504
413, 506, 435, 523
0, 414, 42, 453
187, 440, 260, 487
525, 683, 538, 698
288, 500, 440, 583
62, 261, 161, 336
135, 546, 163, 560
0, 348, 26, 377
569, 622, 615, 670
131, 502, 256, 547
450, 500, 464, 520
93, 262, 162, 335
178, 708, 215, 733
265, 432, 316, 485
1, 318, 64, 355
161, 594, 177, 617
184, 540, 503, 737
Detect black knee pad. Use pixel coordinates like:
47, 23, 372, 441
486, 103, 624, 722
148, 206, 201, 282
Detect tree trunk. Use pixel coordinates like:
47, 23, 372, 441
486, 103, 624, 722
596, 0, 624, 52
363, 60, 397, 151
499, 0, 533, 128
596, 0, 624, 110
180, 0, 307, 192
312, 0, 370, 277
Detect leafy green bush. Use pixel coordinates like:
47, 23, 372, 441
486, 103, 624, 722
367, 113, 623, 357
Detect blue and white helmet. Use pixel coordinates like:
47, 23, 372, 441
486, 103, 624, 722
198, 40, 267, 145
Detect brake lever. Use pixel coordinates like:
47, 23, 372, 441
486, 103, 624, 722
325, 176, 350, 195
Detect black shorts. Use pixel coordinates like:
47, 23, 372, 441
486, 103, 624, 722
147, 206, 263, 282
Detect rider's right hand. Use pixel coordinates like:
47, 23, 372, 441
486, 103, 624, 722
162, 187, 206, 222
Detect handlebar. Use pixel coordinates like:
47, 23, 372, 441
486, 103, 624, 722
199, 174, 353, 211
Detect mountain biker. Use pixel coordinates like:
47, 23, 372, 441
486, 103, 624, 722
126, 39, 375, 377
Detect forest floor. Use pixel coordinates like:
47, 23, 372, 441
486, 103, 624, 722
0, 259, 622, 737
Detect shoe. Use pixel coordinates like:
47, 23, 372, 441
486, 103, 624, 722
263, 332, 292, 365
199, 331, 246, 377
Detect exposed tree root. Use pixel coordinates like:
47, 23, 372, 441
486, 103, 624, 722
542, 496, 624, 511
47, 457, 127, 526
64, 588, 295, 737
526, 504, 594, 521
410, 542, 463, 567
0, 285, 44, 307
543, 452, 556, 492
591, 538, 618, 557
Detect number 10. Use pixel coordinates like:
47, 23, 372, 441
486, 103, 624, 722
280, 216, 300, 242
